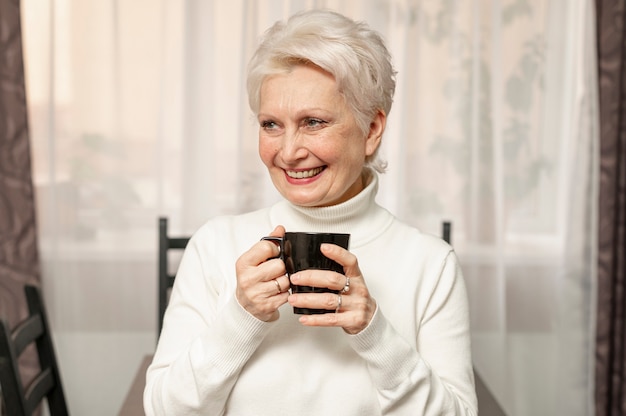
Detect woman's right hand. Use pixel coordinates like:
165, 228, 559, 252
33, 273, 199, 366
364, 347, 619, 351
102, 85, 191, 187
235, 225, 290, 322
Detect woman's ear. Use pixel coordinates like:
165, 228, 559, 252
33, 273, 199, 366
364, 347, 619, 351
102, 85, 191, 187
365, 109, 386, 157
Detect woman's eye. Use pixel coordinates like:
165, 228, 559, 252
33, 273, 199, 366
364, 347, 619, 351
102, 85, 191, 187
304, 118, 326, 128
261, 120, 278, 130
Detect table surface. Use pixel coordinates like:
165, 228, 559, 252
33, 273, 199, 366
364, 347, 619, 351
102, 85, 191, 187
118, 354, 152, 416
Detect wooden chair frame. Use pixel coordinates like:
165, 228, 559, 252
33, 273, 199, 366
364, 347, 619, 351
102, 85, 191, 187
158, 217, 190, 336
0, 285, 68, 416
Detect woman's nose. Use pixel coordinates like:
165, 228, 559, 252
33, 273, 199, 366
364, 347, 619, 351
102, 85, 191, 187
280, 129, 308, 161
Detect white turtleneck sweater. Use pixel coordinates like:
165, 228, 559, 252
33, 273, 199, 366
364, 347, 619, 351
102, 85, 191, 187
144, 173, 477, 415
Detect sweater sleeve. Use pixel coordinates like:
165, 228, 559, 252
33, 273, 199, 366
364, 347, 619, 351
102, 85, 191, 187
143, 233, 273, 416
348, 251, 477, 415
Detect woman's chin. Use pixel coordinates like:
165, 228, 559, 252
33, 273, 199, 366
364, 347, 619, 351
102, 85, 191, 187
278, 188, 328, 207
276, 181, 326, 207
284, 195, 324, 207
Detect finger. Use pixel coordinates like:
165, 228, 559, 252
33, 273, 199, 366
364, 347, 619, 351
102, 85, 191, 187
290, 269, 347, 293
238, 225, 286, 268
241, 290, 289, 323
260, 225, 286, 261
236, 251, 285, 286
295, 295, 377, 334
238, 274, 290, 323
269, 275, 290, 295
237, 242, 278, 269
261, 227, 286, 261
320, 243, 359, 275
269, 225, 286, 237
288, 291, 341, 313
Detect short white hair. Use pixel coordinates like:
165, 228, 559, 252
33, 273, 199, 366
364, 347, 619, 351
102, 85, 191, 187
247, 9, 396, 173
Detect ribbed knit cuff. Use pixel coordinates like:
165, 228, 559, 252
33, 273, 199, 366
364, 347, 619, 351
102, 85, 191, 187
201, 295, 274, 377
348, 306, 420, 390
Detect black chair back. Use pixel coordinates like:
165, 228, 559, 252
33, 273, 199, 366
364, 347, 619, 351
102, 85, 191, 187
0, 285, 69, 416
158, 217, 190, 336
442, 221, 452, 244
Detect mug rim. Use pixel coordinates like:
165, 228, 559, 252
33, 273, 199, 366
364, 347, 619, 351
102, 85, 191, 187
284, 231, 350, 237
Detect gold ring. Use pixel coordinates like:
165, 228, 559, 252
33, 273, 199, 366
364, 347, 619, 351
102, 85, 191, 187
274, 279, 282, 294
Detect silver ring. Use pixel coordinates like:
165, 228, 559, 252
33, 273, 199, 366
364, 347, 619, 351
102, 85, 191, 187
341, 276, 350, 294
335, 294, 342, 313
274, 279, 282, 294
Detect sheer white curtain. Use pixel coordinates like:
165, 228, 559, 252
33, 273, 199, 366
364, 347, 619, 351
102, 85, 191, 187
22, 0, 596, 414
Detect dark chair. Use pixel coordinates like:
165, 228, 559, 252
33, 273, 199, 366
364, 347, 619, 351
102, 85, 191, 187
158, 217, 190, 336
438, 221, 506, 415
0, 285, 69, 416
442, 221, 451, 244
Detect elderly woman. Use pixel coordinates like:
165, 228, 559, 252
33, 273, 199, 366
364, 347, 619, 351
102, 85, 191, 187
144, 9, 477, 415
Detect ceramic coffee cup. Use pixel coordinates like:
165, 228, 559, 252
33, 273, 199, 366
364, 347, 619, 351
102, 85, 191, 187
262, 232, 350, 314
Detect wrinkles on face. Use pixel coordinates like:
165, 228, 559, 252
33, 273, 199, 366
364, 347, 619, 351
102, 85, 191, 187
257, 64, 376, 207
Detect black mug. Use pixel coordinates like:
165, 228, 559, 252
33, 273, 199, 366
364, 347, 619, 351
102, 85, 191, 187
262, 232, 350, 315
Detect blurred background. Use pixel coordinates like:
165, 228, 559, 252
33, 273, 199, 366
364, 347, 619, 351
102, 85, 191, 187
3, 0, 600, 414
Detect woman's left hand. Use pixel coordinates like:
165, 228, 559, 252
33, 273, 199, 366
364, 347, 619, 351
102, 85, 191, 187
287, 243, 376, 335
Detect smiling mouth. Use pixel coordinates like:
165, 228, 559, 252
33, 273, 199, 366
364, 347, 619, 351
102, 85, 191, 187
286, 166, 325, 179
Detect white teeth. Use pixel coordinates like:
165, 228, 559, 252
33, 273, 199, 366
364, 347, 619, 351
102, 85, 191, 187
287, 167, 324, 179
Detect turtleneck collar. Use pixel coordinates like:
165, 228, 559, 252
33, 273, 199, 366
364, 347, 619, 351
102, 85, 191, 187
269, 169, 394, 248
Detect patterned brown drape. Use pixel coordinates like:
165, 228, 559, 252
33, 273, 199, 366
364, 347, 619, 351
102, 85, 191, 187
0, 0, 41, 410
595, 0, 626, 415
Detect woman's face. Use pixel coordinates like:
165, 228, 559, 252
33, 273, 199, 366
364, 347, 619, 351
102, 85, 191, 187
257, 64, 385, 207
